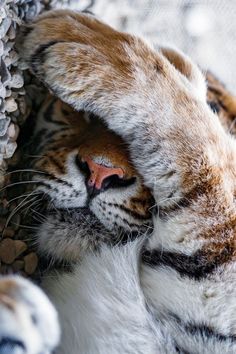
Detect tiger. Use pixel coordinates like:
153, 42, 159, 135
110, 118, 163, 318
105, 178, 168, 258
1, 9, 236, 354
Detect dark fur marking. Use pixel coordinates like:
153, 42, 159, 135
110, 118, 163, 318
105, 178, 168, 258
41, 172, 74, 189
158, 176, 217, 220
31, 128, 48, 153
22, 26, 34, 36
142, 244, 234, 280
171, 313, 236, 343
144, 143, 162, 155
43, 100, 57, 123
61, 108, 71, 116
119, 231, 140, 244
158, 197, 190, 219
104, 201, 150, 221
208, 101, 220, 114
48, 155, 65, 175
112, 213, 141, 229
45, 130, 61, 142
207, 86, 230, 112
0, 338, 25, 352
154, 61, 164, 73
119, 204, 151, 220
174, 344, 190, 354
44, 101, 68, 126
31, 41, 62, 75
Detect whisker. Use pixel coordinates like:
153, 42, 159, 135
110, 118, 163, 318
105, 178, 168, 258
228, 117, 236, 134
23, 153, 47, 159
7, 192, 42, 204
0, 180, 44, 193
16, 224, 39, 230
4, 169, 48, 176
31, 206, 47, 217
30, 209, 47, 223
5, 192, 39, 229
149, 195, 191, 211
22, 197, 45, 219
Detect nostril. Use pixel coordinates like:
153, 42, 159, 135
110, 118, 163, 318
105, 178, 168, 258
101, 175, 136, 190
77, 156, 136, 195
86, 174, 125, 199
101, 174, 122, 190
0, 338, 25, 354
82, 156, 124, 191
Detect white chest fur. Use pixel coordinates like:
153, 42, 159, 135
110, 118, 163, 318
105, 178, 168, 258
42, 240, 168, 354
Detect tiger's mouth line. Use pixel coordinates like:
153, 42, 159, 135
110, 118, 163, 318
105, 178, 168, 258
25, 189, 153, 240
36, 199, 151, 241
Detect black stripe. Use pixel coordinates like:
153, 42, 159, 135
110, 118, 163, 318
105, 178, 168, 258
171, 312, 236, 343
44, 100, 68, 126
207, 86, 230, 112
114, 214, 142, 229
30, 128, 48, 153
207, 100, 220, 114
174, 344, 190, 354
45, 173, 74, 188
22, 26, 33, 36
43, 100, 57, 123
103, 201, 151, 221
207, 86, 222, 96
31, 41, 62, 74
44, 130, 59, 142
116, 230, 141, 245
48, 155, 65, 174
119, 204, 151, 221
142, 245, 233, 280
157, 178, 215, 220
157, 197, 190, 219
30, 171, 74, 189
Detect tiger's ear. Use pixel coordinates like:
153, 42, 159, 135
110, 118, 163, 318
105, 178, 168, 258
160, 46, 207, 101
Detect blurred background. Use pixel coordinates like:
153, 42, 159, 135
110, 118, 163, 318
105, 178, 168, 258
56, 0, 236, 92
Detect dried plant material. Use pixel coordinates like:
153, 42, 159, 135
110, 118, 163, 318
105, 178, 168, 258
0, 0, 54, 183
0, 238, 16, 264
0, 0, 55, 279
24, 252, 38, 275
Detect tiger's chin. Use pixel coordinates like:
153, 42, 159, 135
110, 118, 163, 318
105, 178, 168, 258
34, 207, 112, 263
35, 206, 148, 265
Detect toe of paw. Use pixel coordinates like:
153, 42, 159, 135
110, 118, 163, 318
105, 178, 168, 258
29, 40, 59, 75
0, 338, 25, 354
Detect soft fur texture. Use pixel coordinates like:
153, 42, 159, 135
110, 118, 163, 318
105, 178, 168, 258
1, 9, 236, 354
0, 276, 59, 354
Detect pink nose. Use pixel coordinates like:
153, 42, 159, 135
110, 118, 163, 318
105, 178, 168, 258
84, 157, 124, 190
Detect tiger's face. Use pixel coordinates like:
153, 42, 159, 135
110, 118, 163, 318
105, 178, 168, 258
25, 96, 153, 261
22, 72, 235, 263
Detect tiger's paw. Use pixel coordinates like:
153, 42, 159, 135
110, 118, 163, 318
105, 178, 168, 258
19, 10, 119, 79
0, 276, 60, 354
19, 9, 207, 158
18, 9, 140, 113
19, 9, 206, 125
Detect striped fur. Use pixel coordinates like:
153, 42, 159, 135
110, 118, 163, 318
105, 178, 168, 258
1, 10, 236, 354
24, 95, 153, 262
